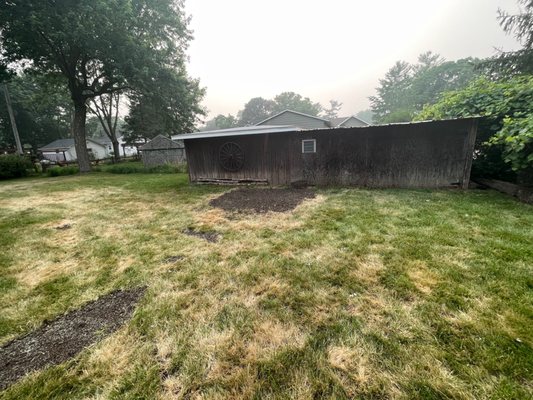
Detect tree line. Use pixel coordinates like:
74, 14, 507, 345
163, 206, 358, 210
369, 0, 532, 184
0, 0, 204, 172
204, 94, 350, 130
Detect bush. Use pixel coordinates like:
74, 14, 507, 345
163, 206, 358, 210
0, 154, 33, 180
46, 165, 79, 177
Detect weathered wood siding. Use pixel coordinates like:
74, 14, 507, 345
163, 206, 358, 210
185, 118, 478, 188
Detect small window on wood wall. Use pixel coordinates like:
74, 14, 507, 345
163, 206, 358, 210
302, 139, 316, 153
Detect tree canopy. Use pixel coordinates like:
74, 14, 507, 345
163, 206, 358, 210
0, 0, 202, 171
417, 76, 533, 183
487, 0, 533, 75
0, 73, 71, 151
370, 53, 483, 123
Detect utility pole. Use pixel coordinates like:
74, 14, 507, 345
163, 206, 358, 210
2, 83, 23, 155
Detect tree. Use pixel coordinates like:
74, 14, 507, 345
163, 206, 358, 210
213, 114, 239, 130
0, 0, 196, 172
487, 0, 533, 74
88, 92, 121, 161
417, 76, 533, 183
323, 100, 343, 119
370, 55, 482, 123
272, 92, 322, 116
238, 97, 276, 126
124, 68, 204, 143
369, 61, 413, 123
0, 73, 71, 151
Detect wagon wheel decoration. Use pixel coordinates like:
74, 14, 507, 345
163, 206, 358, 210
219, 142, 245, 172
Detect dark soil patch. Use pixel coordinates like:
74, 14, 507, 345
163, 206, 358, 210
0, 287, 145, 391
183, 228, 220, 243
163, 255, 185, 263
209, 188, 316, 213
54, 223, 72, 230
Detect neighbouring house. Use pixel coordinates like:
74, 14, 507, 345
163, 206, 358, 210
175, 118, 479, 188
140, 134, 186, 167
93, 135, 139, 158
255, 110, 369, 129
39, 138, 108, 162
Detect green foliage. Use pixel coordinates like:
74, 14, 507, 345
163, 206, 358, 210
213, 114, 239, 130
124, 69, 205, 142
272, 92, 323, 116
486, 0, 533, 75
237, 97, 276, 126
0, 0, 200, 171
417, 75, 533, 182
492, 113, 533, 174
46, 166, 79, 177
0, 154, 33, 180
370, 53, 483, 123
323, 100, 343, 120
0, 74, 72, 151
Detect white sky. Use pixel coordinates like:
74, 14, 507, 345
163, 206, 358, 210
185, 0, 521, 119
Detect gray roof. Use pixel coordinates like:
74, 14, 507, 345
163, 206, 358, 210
330, 116, 370, 127
140, 134, 184, 150
39, 138, 75, 151
172, 125, 300, 140
255, 109, 330, 126
39, 138, 106, 151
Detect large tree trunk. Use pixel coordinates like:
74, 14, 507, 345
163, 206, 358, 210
112, 139, 121, 162
72, 101, 91, 173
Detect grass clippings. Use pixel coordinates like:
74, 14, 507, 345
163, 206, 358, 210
209, 187, 316, 213
0, 287, 145, 390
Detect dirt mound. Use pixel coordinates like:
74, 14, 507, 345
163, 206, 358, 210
209, 188, 315, 213
0, 287, 145, 390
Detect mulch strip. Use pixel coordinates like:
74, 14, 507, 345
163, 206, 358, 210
209, 188, 316, 213
0, 287, 146, 391
183, 228, 220, 243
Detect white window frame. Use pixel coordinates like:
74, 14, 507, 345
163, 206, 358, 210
302, 139, 316, 153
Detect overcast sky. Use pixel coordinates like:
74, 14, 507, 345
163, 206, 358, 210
185, 0, 521, 119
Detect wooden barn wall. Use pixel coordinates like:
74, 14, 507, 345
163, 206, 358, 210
185, 119, 477, 188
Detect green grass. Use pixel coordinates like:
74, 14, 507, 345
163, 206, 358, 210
0, 173, 531, 399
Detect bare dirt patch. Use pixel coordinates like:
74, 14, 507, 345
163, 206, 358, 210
209, 187, 316, 213
0, 287, 145, 390
183, 228, 220, 243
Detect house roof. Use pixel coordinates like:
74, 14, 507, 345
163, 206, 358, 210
173, 117, 481, 141
172, 125, 299, 140
255, 109, 330, 126
39, 138, 75, 151
39, 138, 106, 152
330, 116, 370, 127
140, 134, 184, 150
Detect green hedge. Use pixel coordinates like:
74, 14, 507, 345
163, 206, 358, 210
0, 154, 33, 180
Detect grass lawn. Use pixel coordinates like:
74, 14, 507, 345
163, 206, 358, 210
0, 173, 531, 399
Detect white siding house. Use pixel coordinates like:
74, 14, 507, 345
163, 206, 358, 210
39, 138, 108, 162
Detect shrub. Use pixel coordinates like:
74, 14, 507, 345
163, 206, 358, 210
46, 165, 79, 177
0, 154, 33, 180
